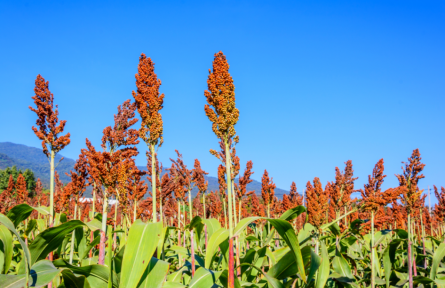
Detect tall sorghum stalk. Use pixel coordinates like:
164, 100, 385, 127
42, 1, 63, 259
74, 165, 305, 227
396, 149, 425, 288
29, 75, 71, 225
133, 54, 164, 223
205, 51, 239, 287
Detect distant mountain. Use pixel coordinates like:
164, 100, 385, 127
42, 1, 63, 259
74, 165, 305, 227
0, 142, 289, 198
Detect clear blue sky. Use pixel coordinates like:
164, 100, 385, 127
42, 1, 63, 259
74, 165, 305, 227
0, 0, 444, 203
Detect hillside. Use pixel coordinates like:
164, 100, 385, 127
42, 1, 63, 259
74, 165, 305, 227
0, 142, 289, 197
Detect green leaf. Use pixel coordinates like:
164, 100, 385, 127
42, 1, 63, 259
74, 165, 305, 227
188, 216, 203, 231
279, 206, 306, 221
266, 219, 307, 283
393, 229, 408, 239
233, 217, 261, 238
315, 241, 330, 288
430, 242, 445, 280
79, 235, 100, 262
188, 267, 222, 288
382, 243, 391, 288
163, 281, 186, 288
120, 220, 163, 288
238, 263, 285, 288
202, 219, 221, 240
85, 219, 102, 232
0, 260, 61, 288
205, 227, 229, 269
53, 259, 117, 288
0, 213, 31, 279
268, 250, 297, 280
0, 223, 13, 274
6, 204, 35, 227
307, 249, 321, 283
29, 220, 86, 265
332, 249, 354, 280
61, 269, 92, 288
136, 257, 170, 288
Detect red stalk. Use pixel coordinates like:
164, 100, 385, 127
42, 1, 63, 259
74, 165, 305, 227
191, 230, 195, 276
99, 230, 106, 265
228, 237, 235, 288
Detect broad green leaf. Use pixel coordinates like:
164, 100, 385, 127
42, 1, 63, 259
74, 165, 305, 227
0, 223, 13, 274
120, 220, 162, 288
136, 257, 169, 288
382, 243, 391, 288
238, 263, 284, 288
62, 269, 92, 288
0, 213, 31, 279
233, 217, 261, 238
430, 242, 445, 280
85, 219, 102, 232
393, 229, 408, 239
79, 235, 101, 261
268, 250, 297, 280
205, 227, 229, 269
202, 218, 221, 240
279, 206, 306, 221
188, 267, 223, 288
333, 249, 354, 280
6, 204, 35, 227
307, 249, 321, 283
163, 281, 186, 288
373, 230, 391, 247
0, 260, 61, 288
266, 219, 307, 283
315, 241, 330, 288
54, 259, 117, 288
29, 220, 86, 265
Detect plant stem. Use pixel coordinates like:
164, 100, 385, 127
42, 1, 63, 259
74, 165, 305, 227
99, 188, 108, 265
224, 139, 234, 288
151, 144, 157, 222
69, 199, 78, 264
408, 213, 413, 288
50, 150, 55, 224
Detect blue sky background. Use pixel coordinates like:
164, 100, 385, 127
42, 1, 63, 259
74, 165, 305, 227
0, 0, 444, 203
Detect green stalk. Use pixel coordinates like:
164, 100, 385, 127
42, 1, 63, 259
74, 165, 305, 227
225, 140, 233, 237
203, 192, 206, 219
150, 144, 157, 222
69, 199, 78, 264
224, 139, 234, 288
408, 213, 413, 288
50, 150, 55, 224
160, 195, 163, 224
223, 196, 227, 229
107, 226, 113, 288
92, 184, 96, 220
99, 188, 109, 265
232, 182, 237, 227
238, 200, 242, 223
189, 189, 192, 223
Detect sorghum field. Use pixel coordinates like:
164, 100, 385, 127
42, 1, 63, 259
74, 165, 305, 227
0, 52, 444, 288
